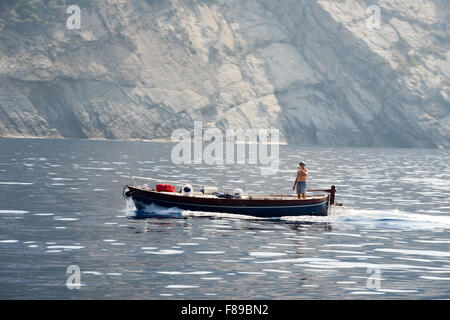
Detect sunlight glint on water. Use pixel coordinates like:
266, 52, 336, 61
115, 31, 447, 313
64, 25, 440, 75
0, 138, 449, 299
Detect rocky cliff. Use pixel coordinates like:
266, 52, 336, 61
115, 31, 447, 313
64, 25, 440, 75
0, 0, 448, 147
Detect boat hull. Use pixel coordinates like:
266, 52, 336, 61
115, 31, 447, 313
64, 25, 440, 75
128, 186, 330, 217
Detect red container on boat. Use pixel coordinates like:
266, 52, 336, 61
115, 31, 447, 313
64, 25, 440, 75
156, 184, 176, 192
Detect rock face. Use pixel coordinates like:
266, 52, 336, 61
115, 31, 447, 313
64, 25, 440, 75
0, 0, 448, 147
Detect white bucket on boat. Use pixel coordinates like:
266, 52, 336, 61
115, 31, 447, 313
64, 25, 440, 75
201, 186, 218, 195
233, 188, 244, 198
182, 184, 194, 197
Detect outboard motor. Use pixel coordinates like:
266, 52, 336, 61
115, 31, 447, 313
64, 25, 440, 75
182, 184, 194, 197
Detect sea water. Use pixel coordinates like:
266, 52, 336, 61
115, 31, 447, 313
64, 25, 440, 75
0, 138, 449, 299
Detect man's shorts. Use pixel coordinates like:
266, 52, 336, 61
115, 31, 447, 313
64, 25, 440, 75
296, 181, 307, 194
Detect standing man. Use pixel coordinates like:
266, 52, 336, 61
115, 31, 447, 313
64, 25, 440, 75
292, 161, 308, 199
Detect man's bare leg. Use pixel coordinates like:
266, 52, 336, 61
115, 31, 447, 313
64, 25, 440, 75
297, 193, 301, 199
302, 193, 306, 199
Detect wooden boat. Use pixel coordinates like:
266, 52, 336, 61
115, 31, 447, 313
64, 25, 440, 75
123, 176, 337, 218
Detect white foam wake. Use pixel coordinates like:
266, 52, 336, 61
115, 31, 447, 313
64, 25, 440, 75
123, 198, 266, 219
282, 206, 450, 230
123, 198, 450, 229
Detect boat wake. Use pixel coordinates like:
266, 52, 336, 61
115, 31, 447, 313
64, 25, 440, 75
123, 199, 185, 218
283, 206, 450, 230
123, 198, 265, 220
123, 199, 450, 229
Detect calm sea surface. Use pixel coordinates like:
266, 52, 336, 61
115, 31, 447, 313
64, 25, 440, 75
0, 138, 449, 299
